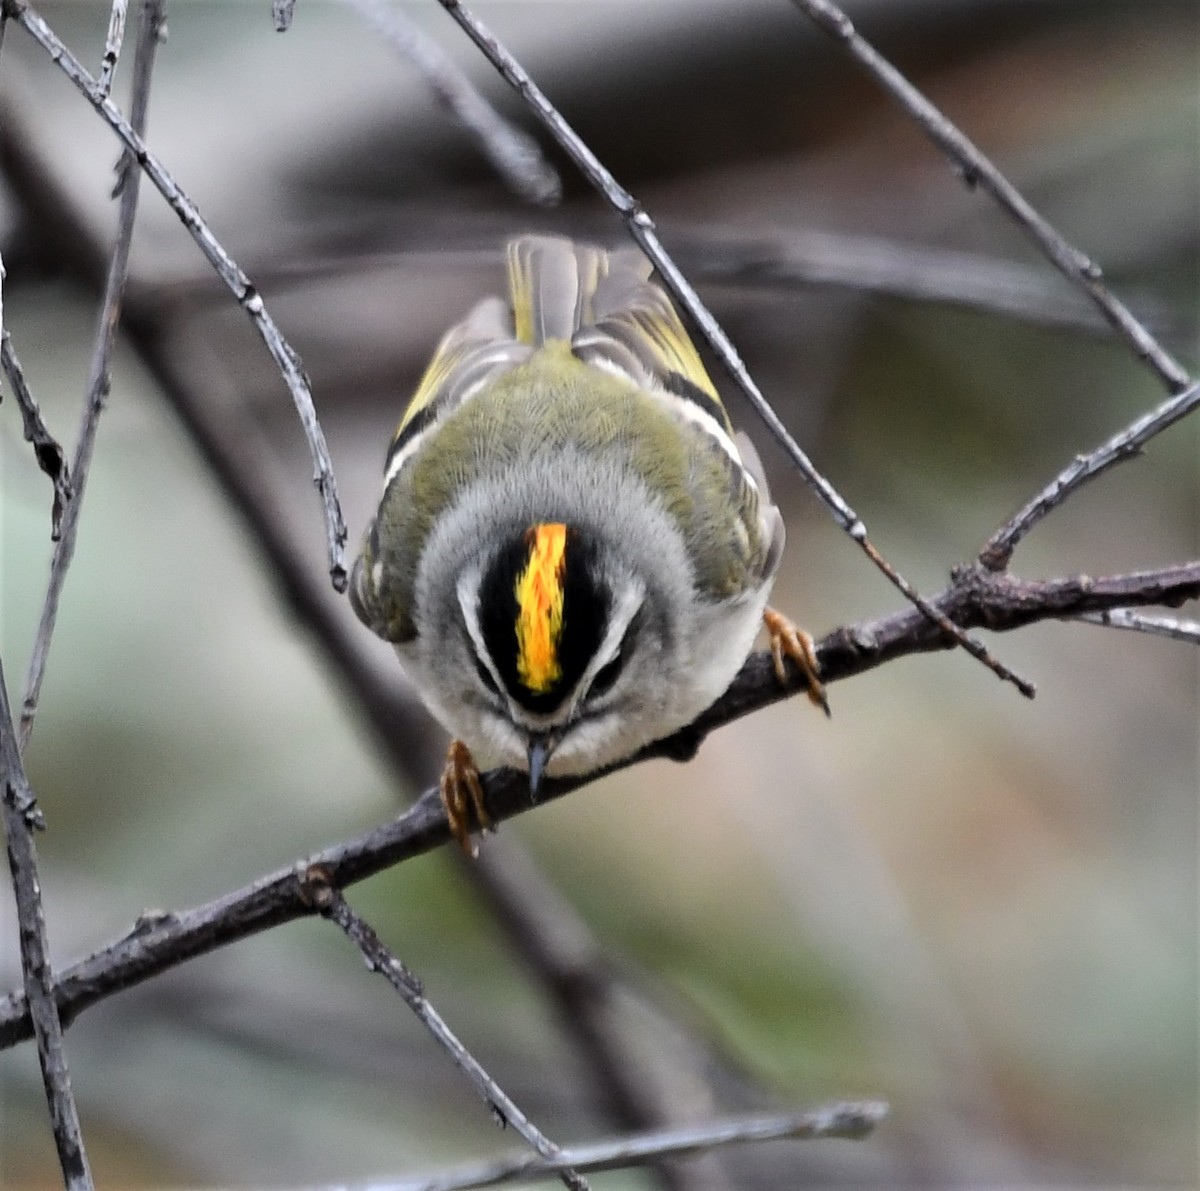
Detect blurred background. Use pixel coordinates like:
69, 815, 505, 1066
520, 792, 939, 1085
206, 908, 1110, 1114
1, 0, 1196, 1186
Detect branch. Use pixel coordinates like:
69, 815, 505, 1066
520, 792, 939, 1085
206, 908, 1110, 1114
18, 0, 163, 753
0, 259, 71, 538
981, 379, 1200, 570
370, 1100, 887, 1191
433, 0, 1034, 702
2, 559, 1194, 1050
786, 0, 1193, 396
342, 0, 560, 206
311, 880, 590, 1191
0, 658, 93, 1189
2, 0, 349, 589
96, 0, 127, 99
1073, 608, 1200, 646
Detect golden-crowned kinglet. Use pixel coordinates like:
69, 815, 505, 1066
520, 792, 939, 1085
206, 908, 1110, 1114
351, 235, 825, 852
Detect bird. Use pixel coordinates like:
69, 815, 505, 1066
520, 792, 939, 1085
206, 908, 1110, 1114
350, 235, 826, 853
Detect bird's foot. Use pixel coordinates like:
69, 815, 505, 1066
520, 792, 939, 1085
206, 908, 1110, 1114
763, 607, 830, 716
440, 739, 492, 857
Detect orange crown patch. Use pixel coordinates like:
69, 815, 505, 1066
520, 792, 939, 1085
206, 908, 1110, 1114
514, 523, 568, 693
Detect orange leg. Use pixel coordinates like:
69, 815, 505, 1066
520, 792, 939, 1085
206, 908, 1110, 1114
440, 739, 492, 857
762, 607, 830, 716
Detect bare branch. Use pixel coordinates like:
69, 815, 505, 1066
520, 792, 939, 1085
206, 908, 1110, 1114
980, 380, 1200, 570
3, 0, 349, 589
433, 0, 1034, 701
368, 1100, 888, 1191
17, 0, 163, 752
2, 559, 1194, 1051
343, 0, 560, 206
96, 0, 127, 99
309, 879, 590, 1191
0, 659, 93, 1190
1073, 608, 1200, 645
787, 0, 1193, 395
0, 254, 72, 537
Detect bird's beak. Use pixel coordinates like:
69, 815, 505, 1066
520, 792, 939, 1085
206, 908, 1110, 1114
526, 733, 558, 801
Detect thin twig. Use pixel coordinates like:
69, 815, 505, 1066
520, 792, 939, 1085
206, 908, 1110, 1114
0, 337, 71, 535
0, 658, 93, 1190
3, 0, 349, 589
1073, 607, 1200, 645
786, 0, 1193, 396
18, 0, 163, 752
3, 559, 1196, 1051
0, 252, 72, 537
434, 0, 1034, 701
343, 0, 559, 206
310, 880, 590, 1191
367, 1100, 888, 1191
980, 380, 1200, 570
96, 0, 127, 99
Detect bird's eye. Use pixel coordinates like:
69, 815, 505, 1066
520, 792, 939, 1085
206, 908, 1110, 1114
589, 652, 623, 698
473, 656, 500, 697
